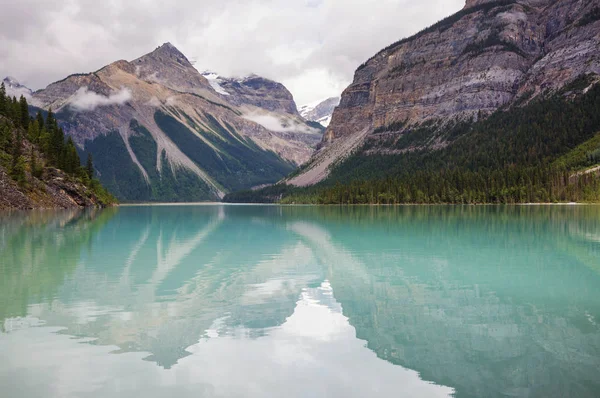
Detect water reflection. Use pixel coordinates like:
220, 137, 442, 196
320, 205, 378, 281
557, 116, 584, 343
1, 205, 599, 398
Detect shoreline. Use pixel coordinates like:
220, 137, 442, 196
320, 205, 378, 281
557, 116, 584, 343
3, 202, 598, 212
119, 202, 595, 207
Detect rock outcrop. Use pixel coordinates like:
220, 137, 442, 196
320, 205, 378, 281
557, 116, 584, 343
289, 0, 600, 186
0, 166, 107, 210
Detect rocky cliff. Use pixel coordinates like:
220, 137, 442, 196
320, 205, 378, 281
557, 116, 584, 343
289, 0, 600, 186
29, 44, 322, 201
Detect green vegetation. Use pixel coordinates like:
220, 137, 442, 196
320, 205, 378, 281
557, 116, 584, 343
373, 120, 407, 134
227, 76, 600, 204
82, 129, 151, 201
553, 133, 600, 171
129, 120, 216, 202
0, 82, 116, 205
154, 110, 294, 192
306, 120, 327, 133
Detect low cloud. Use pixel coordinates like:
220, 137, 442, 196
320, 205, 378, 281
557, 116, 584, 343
243, 112, 320, 134
69, 87, 132, 111
146, 96, 162, 107
0, 0, 464, 105
5, 86, 32, 102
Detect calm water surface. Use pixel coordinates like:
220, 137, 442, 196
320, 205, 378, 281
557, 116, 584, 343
1, 205, 600, 398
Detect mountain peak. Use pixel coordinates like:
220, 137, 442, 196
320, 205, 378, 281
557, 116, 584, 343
3, 76, 22, 87
131, 43, 212, 95
2, 76, 33, 99
142, 42, 191, 65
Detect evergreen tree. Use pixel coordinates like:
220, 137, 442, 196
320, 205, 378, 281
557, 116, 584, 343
86, 153, 94, 179
63, 137, 80, 174
0, 122, 11, 152
11, 128, 26, 185
0, 82, 6, 116
31, 145, 42, 178
36, 111, 44, 131
28, 120, 40, 144
19, 95, 29, 129
46, 108, 55, 131
8, 96, 18, 123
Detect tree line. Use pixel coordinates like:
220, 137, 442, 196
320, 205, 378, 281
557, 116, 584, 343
0, 82, 103, 196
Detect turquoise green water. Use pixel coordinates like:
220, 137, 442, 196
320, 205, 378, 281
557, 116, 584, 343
1, 205, 600, 398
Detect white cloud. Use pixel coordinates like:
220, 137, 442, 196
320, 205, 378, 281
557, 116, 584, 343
146, 96, 162, 107
5, 85, 33, 102
0, 0, 464, 104
243, 112, 320, 134
69, 87, 132, 111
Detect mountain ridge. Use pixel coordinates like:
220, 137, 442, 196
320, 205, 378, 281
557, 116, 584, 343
288, 0, 600, 187
22, 43, 323, 202
299, 97, 340, 127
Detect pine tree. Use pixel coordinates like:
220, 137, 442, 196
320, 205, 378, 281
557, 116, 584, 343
11, 128, 26, 185
28, 120, 41, 144
36, 111, 44, 131
64, 137, 80, 174
31, 145, 42, 178
8, 96, 18, 123
0, 82, 6, 116
19, 95, 29, 129
0, 122, 11, 151
86, 153, 94, 179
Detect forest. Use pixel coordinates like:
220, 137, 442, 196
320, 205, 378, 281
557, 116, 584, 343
0, 82, 116, 204
225, 76, 600, 204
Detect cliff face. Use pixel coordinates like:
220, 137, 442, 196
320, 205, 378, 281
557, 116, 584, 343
289, 0, 600, 186
218, 75, 301, 115
30, 44, 322, 201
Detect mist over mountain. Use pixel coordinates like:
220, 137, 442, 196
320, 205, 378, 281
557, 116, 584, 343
20, 43, 323, 202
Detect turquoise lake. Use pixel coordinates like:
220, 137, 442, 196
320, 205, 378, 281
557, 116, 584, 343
1, 205, 600, 397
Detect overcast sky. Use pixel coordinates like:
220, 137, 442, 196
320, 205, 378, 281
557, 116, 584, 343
0, 0, 464, 105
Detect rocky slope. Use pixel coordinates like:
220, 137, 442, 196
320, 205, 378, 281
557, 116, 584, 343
289, 0, 600, 186
28, 44, 322, 201
299, 97, 340, 127
0, 165, 107, 210
0, 128, 112, 210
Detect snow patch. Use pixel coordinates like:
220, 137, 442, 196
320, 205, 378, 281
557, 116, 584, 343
69, 87, 132, 111
3, 76, 37, 105
202, 72, 230, 96
318, 115, 332, 127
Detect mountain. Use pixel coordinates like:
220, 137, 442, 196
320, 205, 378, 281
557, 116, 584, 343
3, 77, 33, 101
288, 0, 600, 187
299, 97, 340, 127
27, 43, 322, 202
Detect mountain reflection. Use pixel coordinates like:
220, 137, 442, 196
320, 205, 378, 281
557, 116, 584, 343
1, 205, 600, 398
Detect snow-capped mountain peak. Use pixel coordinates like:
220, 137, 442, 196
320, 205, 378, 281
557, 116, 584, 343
2, 76, 34, 101
299, 97, 340, 127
